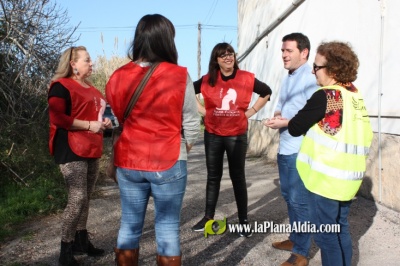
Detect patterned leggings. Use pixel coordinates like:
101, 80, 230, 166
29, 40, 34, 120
59, 159, 99, 242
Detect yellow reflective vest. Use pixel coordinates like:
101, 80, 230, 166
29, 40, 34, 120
297, 84, 373, 201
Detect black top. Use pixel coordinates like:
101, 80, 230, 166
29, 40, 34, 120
48, 82, 85, 164
194, 69, 272, 98
288, 90, 327, 137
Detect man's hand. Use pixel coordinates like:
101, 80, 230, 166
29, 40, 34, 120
263, 117, 289, 129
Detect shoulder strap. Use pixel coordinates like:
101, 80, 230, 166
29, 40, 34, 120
123, 62, 160, 122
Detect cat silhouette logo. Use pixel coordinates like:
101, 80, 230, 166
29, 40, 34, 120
216, 88, 237, 110
204, 217, 227, 237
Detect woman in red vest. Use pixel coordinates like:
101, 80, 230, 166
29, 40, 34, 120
106, 14, 200, 265
191, 43, 272, 237
48, 46, 112, 265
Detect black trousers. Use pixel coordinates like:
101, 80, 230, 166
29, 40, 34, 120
204, 130, 248, 222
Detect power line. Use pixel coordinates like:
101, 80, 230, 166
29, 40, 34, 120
74, 24, 236, 33
201, 25, 236, 30
203, 0, 218, 25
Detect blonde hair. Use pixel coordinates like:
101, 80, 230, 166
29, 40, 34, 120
50, 46, 92, 86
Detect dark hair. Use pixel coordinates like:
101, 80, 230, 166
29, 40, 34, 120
207, 42, 239, 87
282, 32, 311, 59
317, 41, 359, 83
128, 14, 178, 64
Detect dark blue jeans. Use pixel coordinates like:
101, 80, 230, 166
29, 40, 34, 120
277, 153, 311, 257
204, 130, 248, 222
308, 191, 352, 266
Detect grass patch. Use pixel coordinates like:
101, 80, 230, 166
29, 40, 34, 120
0, 137, 113, 243
0, 167, 67, 242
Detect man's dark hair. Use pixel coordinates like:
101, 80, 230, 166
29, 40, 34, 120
282, 33, 311, 59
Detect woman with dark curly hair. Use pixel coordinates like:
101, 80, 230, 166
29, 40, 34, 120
265, 41, 373, 266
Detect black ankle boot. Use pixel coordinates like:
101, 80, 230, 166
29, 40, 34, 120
72, 229, 105, 256
59, 241, 79, 266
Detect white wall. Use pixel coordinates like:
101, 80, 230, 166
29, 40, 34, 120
238, 0, 400, 211
238, 0, 400, 135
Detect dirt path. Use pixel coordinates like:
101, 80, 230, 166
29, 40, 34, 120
1, 137, 399, 265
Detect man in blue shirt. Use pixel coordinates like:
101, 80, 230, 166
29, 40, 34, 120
265, 32, 318, 266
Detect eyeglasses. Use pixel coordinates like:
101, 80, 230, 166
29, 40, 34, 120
219, 53, 235, 59
313, 63, 327, 72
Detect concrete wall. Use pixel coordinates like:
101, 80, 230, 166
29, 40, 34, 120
238, 0, 400, 211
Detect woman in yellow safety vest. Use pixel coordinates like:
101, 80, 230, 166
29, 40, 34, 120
264, 41, 373, 266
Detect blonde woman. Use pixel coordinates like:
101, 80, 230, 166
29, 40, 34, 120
48, 46, 111, 265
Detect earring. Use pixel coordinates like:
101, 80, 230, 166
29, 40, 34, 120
73, 68, 78, 75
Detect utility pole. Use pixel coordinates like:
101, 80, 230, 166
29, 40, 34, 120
197, 22, 201, 79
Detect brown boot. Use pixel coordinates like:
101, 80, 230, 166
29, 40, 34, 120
156, 254, 181, 266
114, 248, 139, 266
281, 253, 309, 266
272, 239, 294, 251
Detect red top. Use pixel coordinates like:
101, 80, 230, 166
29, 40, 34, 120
48, 78, 104, 158
106, 62, 187, 171
202, 70, 255, 136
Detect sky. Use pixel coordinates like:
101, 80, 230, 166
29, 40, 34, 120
55, 0, 238, 80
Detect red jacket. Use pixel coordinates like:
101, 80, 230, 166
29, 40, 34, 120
202, 70, 255, 136
106, 62, 187, 171
49, 78, 104, 158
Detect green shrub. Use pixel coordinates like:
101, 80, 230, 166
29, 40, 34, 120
0, 122, 67, 242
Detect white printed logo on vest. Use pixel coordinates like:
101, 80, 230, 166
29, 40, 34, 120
214, 88, 240, 117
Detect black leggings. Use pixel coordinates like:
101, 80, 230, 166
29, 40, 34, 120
204, 130, 248, 222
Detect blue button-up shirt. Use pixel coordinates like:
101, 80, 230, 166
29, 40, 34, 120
275, 63, 319, 155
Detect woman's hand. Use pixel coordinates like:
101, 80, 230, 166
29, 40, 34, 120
186, 143, 193, 153
102, 117, 113, 129
88, 120, 105, 133
245, 108, 257, 118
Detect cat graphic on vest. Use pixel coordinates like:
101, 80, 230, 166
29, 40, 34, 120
216, 88, 237, 110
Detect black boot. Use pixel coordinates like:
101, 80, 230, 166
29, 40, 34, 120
59, 241, 79, 266
72, 229, 105, 256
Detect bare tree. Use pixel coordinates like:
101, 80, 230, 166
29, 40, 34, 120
0, 0, 78, 127
0, 0, 79, 177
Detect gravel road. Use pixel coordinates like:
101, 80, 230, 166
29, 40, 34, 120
1, 137, 399, 265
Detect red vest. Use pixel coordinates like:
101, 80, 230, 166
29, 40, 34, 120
202, 70, 254, 136
49, 78, 104, 158
106, 62, 187, 171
